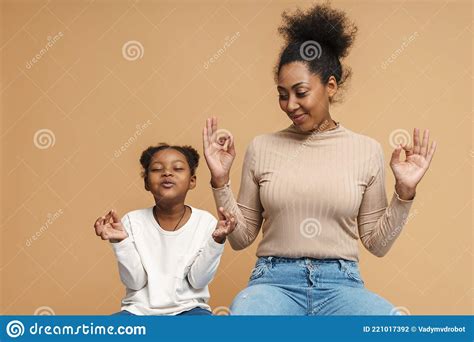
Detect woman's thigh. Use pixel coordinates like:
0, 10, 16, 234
230, 284, 305, 315
314, 286, 397, 315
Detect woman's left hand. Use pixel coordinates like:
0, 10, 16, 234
390, 128, 437, 200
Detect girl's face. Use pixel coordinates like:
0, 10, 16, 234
277, 61, 337, 132
145, 149, 196, 203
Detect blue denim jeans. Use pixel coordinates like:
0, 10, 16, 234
230, 257, 399, 315
112, 307, 212, 316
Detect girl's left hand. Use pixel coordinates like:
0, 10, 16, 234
390, 128, 437, 200
212, 207, 236, 244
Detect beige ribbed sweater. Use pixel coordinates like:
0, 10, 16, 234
211, 122, 414, 261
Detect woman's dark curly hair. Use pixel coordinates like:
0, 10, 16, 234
274, 1, 358, 103
139, 143, 200, 179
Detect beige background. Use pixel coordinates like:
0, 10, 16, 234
0, 0, 472, 315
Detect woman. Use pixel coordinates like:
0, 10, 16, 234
202, 3, 436, 315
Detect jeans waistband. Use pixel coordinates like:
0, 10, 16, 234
257, 256, 358, 267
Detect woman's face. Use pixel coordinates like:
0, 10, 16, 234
277, 61, 337, 132
145, 149, 196, 202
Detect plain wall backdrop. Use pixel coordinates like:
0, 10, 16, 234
0, 0, 472, 315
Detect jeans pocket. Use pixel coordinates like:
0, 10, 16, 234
339, 260, 364, 284
249, 263, 268, 281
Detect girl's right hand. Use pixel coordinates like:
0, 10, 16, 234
202, 117, 236, 187
94, 210, 128, 243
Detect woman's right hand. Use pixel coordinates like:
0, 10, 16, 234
202, 117, 236, 187
94, 209, 128, 243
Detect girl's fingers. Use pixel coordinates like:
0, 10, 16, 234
212, 228, 225, 239
94, 221, 103, 236
217, 207, 225, 220
110, 209, 121, 224
94, 217, 103, 229
420, 129, 429, 157
413, 128, 421, 155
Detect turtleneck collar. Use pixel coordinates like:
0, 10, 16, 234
283, 120, 344, 137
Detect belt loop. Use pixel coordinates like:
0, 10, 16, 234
337, 259, 345, 271
267, 256, 273, 268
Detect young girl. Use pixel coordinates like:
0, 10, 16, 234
94, 143, 236, 315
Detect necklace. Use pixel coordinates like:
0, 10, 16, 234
154, 205, 187, 231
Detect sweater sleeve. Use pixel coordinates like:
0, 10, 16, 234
211, 138, 264, 250
187, 226, 226, 289
357, 143, 415, 257
110, 214, 148, 290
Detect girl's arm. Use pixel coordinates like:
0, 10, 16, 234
187, 211, 236, 289
94, 210, 147, 290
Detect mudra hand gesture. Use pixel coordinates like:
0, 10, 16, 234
94, 210, 128, 243
202, 117, 236, 188
390, 128, 437, 200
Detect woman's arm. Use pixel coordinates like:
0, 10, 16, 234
203, 117, 264, 250
358, 128, 436, 257
211, 139, 263, 250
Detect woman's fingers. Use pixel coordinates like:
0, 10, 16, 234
401, 143, 414, 157
420, 129, 429, 157
202, 126, 209, 150
212, 117, 217, 135
207, 118, 213, 142
413, 128, 421, 155
426, 140, 437, 165
227, 134, 236, 156
390, 145, 402, 165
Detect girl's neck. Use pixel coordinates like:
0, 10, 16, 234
155, 201, 186, 218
